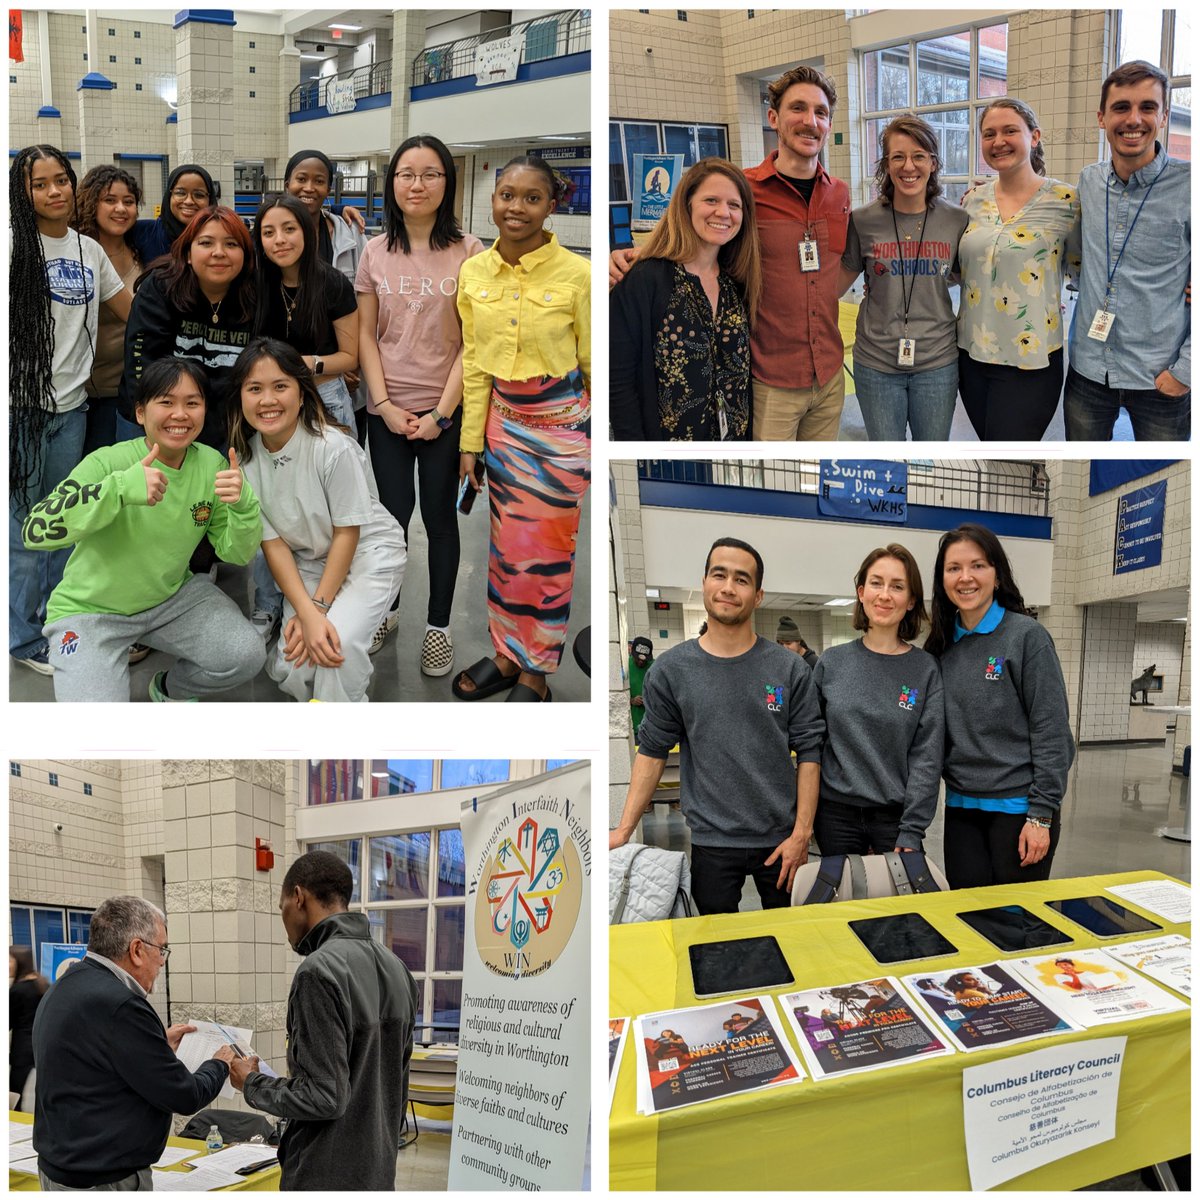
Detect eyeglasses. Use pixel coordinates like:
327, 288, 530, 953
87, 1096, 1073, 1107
888, 153, 931, 168
394, 171, 446, 186
138, 939, 171, 961
171, 188, 210, 203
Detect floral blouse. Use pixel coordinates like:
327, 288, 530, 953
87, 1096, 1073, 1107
654, 262, 751, 440
957, 179, 1081, 370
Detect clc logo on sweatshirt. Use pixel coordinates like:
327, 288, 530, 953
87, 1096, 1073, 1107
898, 685, 918, 710
985, 656, 1006, 682
765, 685, 784, 712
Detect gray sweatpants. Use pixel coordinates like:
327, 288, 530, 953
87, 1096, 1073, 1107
39, 1167, 152, 1190
270, 547, 405, 703
45, 575, 266, 702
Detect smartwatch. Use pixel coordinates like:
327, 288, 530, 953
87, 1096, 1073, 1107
313, 356, 325, 376
435, 412, 453, 430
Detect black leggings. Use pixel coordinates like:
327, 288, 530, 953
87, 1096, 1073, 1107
366, 410, 461, 626
958, 347, 1064, 440
943, 806, 1061, 889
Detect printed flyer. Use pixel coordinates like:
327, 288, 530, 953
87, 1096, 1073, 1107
1008, 949, 1188, 1027
1104, 879, 1191, 925
609, 1017, 630, 1111
902, 963, 1080, 1052
1104, 935, 1191, 998
634, 995, 803, 1114
779, 977, 952, 1079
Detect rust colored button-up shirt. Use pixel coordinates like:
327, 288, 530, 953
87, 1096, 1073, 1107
743, 153, 851, 389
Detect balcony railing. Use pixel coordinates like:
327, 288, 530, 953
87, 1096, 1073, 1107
411, 9, 590, 87
289, 59, 392, 115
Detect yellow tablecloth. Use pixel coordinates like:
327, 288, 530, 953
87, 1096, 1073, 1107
610, 869, 1190, 1191
8, 1111, 281, 1191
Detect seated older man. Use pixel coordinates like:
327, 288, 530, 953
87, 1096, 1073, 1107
32, 895, 235, 1190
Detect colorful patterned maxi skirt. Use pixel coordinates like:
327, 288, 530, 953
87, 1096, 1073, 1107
485, 369, 591, 673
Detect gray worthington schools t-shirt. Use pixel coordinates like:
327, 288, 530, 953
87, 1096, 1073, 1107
637, 636, 824, 848
843, 196, 969, 374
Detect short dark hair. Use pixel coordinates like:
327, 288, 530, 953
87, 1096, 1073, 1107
282, 850, 353, 907
852, 544, 928, 642
767, 65, 838, 115
704, 537, 764, 590
134, 358, 209, 413
1101, 60, 1170, 111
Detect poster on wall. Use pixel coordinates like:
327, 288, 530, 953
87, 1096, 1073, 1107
817, 460, 908, 523
449, 763, 591, 1190
632, 154, 684, 230
1113, 481, 1166, 574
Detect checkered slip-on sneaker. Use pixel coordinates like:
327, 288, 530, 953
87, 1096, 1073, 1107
369, 612, 399, 656
420, 628, 454, 677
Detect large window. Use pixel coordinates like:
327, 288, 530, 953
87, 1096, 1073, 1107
309, 760, 512, 804
10, 904, 93, 960
307, 829, 465, 1042
609, 119, 729, 203
1116, 9, 1191, 161
859, 21, 1008, 204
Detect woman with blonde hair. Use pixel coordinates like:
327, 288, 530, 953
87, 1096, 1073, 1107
838, 115, 969, 440
956, 98, 1080, 439
611, 157, 761, 440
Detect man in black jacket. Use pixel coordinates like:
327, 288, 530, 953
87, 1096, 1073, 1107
230, 851, 418, 1190
32, 895, 234, 1190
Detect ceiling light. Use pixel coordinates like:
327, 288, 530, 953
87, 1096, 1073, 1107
824, 598, 855, 607
328, 23, 362, 31
645, 588, 660, 599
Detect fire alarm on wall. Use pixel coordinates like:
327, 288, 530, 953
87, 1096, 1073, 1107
255, 838, 274, 872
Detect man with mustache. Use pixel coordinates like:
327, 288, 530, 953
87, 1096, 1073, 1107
611, 66, 851, 441
1065, 59, 1191, 440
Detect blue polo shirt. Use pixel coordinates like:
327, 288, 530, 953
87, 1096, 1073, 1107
945, 602, 1029, 814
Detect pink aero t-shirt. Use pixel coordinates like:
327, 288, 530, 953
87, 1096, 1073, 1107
355, 232, 485, 414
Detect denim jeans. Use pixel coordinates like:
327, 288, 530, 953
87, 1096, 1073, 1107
853, 360, 958, 440
317, 376, 356, 429
1064, 366, 1191, 442
10, 407, 89, 657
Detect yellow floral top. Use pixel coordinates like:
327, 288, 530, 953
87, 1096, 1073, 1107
456, 233, 591, 453
957, 179, 1081, 370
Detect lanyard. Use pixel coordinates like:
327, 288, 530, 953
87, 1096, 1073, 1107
1103, 156, 1166, 305
890, 203, 929, 332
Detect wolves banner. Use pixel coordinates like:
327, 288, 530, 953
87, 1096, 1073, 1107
449, 762, 591, 1190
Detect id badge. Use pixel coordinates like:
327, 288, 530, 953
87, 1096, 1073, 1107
718, 406, 729, 441
1087, 309, 1115, 342
799, 238, 820, 272
897, 338, 916, 368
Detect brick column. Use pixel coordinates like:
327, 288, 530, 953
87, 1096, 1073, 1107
174, 10, 236, 204
77, 72, 116, 175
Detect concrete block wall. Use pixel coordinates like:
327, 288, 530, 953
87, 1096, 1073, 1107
1078, 603, 1140, 742
1132, 621, 1187, 709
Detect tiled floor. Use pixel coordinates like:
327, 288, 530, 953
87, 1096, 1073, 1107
9, 493, 592, 704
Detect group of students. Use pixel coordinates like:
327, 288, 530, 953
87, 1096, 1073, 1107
9, 136, 590, 701
609, 58, 1190, 443
610, 524, 1075, 914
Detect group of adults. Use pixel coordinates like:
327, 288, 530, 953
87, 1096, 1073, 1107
610, 526, 1075, 914
9, 136, 590, 700
13, 853, 416, 1190
610, 59, 1190, 443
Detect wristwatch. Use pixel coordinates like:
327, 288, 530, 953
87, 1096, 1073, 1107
313, 356, 325, 376
434, 411, 453, 430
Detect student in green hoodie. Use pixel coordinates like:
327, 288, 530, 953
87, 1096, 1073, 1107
22, 358, 266, 702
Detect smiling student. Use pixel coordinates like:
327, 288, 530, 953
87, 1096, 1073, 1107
21, 358, 264, 702
811, 544, 944, 854
130, 163, 215, 263
925, 524, 1075, 888
610, 157, 760, 440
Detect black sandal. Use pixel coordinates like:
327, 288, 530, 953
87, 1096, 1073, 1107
452, 656, 519, 701
506, 682, 552, 703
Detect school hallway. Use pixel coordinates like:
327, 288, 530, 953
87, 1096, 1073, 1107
9, 493, 592, 704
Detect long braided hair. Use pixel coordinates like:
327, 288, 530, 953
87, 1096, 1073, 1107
9, 145, 83, 493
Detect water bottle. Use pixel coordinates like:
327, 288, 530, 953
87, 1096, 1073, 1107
206, 1125, 224, 1154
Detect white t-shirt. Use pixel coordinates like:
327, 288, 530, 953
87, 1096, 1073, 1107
242, 423, 405, 571
39, 230, 125, 412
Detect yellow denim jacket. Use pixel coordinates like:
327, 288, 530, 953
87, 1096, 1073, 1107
456, 233, 591, 453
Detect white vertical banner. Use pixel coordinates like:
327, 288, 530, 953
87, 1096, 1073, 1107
449, 762, 591, 1190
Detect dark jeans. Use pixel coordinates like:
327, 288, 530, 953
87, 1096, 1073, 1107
366, 410, 461, 626
958, 348, 1064, 440
943, 806, 1061, 889
813, 797, 905, 856
690, 844, 792, 915
1064, 365, 1191, 441
82, 394, 120, 455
